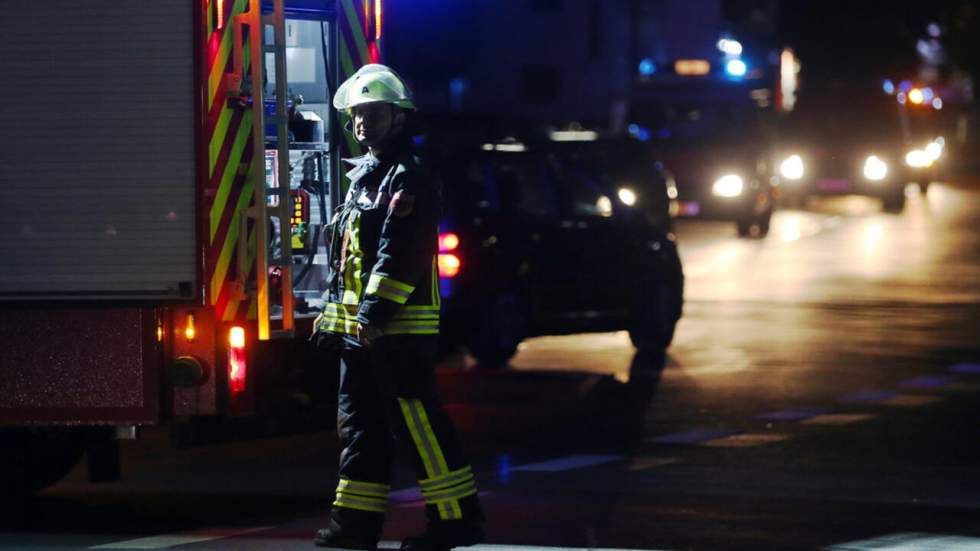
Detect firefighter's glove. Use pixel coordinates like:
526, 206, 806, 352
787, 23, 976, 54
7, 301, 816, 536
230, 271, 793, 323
356, 322, 383, 348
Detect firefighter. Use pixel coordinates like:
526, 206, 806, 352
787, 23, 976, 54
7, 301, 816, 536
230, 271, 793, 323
313, 64, 485, 551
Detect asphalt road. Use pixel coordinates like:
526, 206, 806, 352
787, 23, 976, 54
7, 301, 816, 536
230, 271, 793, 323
4, 184, 980, 550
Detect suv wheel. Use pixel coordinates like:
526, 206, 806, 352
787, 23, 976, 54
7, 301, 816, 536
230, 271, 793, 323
0, 428, 86, 498
629, 245, 683, 351
882, 190, 906, 213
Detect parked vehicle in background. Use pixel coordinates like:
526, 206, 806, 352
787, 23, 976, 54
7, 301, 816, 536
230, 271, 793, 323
631, 76, 777, 238
773, 82, 946, 212
428, 135, 684, 366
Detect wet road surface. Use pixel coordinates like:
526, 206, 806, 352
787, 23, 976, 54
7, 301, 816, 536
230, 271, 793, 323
3, 184, 980, 550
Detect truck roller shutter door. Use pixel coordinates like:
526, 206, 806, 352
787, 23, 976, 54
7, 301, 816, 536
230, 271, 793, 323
0, 1, 197, 300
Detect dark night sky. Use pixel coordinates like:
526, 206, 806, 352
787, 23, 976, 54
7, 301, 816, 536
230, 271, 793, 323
777, 0, 979, 84
384, 0, 980, 103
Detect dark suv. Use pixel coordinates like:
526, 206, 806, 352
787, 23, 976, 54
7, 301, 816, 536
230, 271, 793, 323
429, 138, 684, 366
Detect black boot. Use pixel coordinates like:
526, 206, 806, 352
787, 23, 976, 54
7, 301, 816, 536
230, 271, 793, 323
400, 496, 485, 551
314, 509, 384, 550
399, 520, 485, 551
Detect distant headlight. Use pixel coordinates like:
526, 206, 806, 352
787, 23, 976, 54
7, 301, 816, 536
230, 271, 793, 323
863, 155, 888, 181
617, 187, 637, 206
779, 154, 805, 180
905, 149, 932, 168
666, 176, 678, 199
712, 174, 744, 197
596, 196, 613, 217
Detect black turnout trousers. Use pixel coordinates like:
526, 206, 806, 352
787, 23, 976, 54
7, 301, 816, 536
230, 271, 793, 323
332, 335, 481, 523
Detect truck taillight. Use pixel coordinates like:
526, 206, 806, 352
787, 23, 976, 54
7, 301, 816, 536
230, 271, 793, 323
438, 254, 461, 278
439, 232, 459, 252
228, 326, 247, 394
438, 232, 461, 278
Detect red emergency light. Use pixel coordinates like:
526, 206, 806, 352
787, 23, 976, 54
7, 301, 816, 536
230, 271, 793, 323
228, 326, 247, 394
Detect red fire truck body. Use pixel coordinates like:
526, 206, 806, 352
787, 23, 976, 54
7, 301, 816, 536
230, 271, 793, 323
0, 0, 381, 492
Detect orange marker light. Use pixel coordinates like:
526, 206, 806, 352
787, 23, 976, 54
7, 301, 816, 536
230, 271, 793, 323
908, 88, 925, 104
439, 232, 459, 252
375, 0, 382, 40
675, 59, 711, 76
156, 323, 164, 343
216, 0, 225, 30
438, 254, 461, 278
184, 314, 196, 341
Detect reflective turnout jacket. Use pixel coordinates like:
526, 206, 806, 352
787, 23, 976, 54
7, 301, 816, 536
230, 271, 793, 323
316, 146, 441, 338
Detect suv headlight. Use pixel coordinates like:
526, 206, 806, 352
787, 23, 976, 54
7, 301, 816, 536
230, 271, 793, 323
905, 149, 932, 168
712, 174, 744, 197
779, 154, 804, 180
863, 155, 888, 181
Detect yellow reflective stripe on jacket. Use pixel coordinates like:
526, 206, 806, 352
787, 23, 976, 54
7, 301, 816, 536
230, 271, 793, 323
366, 273, 415, 304
316, 303, 359, 335
341, 212, 363, 305
393, 305, 440, 317
316, 304, 440, 337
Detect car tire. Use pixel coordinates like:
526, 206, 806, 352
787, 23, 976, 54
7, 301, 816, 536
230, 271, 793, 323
736, 218, 753, 237
628, 243, 683, 351
0, 428, 86, 498
466, 291, 528, 368
882, 190, 906, 213
755, 209, 772, 237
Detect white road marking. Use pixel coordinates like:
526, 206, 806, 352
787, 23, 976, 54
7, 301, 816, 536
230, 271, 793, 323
824, 532, 980, 550
627, 457, 679, 471
382, 545, 670, 551
90, 527, 271, 549
801, 414, 876, 425
511, 455, 623, 472
880, 395, 944, 407
701, 433, 791, 448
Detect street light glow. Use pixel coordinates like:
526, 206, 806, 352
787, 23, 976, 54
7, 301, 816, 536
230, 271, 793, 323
908, 88, 925, 104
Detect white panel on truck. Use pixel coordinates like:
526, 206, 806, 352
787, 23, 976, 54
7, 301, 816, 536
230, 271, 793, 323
0, 1, 197, 300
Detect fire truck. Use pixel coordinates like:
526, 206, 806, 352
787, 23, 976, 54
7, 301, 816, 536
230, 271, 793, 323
0, 0, 384, 494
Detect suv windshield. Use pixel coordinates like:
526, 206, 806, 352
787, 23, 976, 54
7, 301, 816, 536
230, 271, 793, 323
450, 155, 560, 219
633, 100, 763, 145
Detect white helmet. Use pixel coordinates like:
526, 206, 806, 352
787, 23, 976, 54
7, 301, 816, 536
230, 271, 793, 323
333, 64, 416, 112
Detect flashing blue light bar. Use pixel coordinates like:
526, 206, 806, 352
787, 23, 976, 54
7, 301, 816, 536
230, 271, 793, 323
725, 59, 747, 78
638, 58, 657, 76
